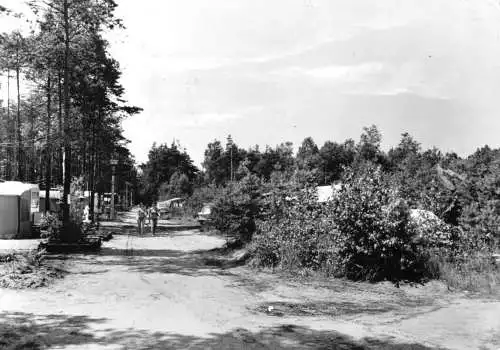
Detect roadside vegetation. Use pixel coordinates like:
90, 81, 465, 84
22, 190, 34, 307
0, 250, 63, 289
138, 128, 499, 293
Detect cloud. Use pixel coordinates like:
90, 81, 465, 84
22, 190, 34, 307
175, 112, 243, 129
306, 62, 384, 81
273, 62, 383, 81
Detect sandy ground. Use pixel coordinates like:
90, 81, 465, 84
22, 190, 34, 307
0, 227, 499, 350
0, 239, 42, 252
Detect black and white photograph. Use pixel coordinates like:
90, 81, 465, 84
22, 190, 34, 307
0, 1, 499, 349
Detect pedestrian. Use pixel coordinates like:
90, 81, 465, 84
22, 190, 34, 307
137, 203, 146, 235
83, 203, 91, 224
149, 202, 160, 235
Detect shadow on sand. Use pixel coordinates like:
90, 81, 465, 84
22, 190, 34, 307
0, 311, 442, 350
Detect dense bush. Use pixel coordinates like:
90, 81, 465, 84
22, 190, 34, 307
329, 166, 429, 282
39, 213, 63, 240
252, 164, 445, 283
251, 185, 334, 269
212, 174, 264, 244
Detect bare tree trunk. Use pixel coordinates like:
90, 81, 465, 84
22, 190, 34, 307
29, 101, 35, 182
62, 0, 72, 233
89, 121, 95, 221
16, 48, 22, 181
45, 73, 52, 214
58, 70, 63, 185
7, 68, 14, 180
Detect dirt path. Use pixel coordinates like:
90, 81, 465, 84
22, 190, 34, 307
0, 228, 499, 350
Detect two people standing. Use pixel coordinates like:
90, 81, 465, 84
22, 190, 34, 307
136, 203, 160, 235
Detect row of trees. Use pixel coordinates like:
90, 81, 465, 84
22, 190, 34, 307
200, 126, 452, 187
0, 1, 140, 237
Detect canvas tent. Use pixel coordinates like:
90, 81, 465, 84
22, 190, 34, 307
316, 184, 342, 203
0, 181, 33, 238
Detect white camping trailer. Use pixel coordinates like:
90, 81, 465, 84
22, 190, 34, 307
0, 181, 33, 238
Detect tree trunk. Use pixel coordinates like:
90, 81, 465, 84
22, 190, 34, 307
45, 72, 52, 214
29, 101, 35, 182
89, 132, 96, 221
62, 0, 72, 234
58, 70, 63, 185
16, 50, 22, 181
6, 68, 12, 180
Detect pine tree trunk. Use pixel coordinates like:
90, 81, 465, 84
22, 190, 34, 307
45, 73, 52, 213
29, 101, 35, 182
89, 117, 96, 221
16, 54, 22, 181
62, 0, 72, 234
7, 68, 13, 180
58, 70, 63, 185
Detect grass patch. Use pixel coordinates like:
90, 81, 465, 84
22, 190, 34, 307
429, 252, 500, 294
0, 250, 64, 289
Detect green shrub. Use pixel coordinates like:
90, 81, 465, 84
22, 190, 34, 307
251, 181, 336, 270
330, 166, 427, 282
212, 174, 263, 243
39, 213, 63, 240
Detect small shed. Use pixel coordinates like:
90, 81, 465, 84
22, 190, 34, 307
0, 181, 33, 238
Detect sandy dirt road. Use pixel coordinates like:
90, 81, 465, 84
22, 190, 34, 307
0, 228, 499, 350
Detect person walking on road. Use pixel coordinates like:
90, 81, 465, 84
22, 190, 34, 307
149, 203, 160, 235
137, 203, 146, 235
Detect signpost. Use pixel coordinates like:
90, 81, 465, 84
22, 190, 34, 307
110, 159, 118, 220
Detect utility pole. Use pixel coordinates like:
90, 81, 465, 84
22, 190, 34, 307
110, 159, 118, 220
227, 135, 234, 182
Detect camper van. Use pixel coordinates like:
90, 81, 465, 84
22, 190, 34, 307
0, 181, 33, 238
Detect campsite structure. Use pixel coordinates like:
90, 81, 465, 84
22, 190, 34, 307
0, 181, 35, 239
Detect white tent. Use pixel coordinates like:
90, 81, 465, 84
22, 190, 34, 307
316, 184, 342, 203
0, 181, 33, 238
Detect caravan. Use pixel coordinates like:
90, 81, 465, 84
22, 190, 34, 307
0, 181, 33, 238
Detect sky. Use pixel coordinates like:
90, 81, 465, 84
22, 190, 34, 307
2, 0, 500, 167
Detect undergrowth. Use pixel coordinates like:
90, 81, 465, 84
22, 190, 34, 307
0, 250, 63, 289
429, 252, 499, 294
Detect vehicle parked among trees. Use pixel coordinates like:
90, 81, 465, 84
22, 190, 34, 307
197, 203, 214, 230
